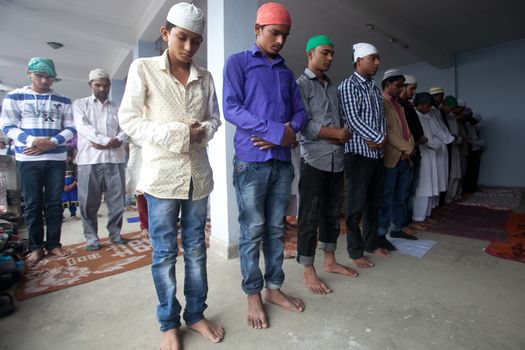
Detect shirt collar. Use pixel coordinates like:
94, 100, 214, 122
91, 94, 111, 104
304, 68, 331, 83
158, 49, 202, 82
250, 44, 284, 64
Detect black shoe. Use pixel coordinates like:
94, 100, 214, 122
378, 235, 397, 251
390, 231, 418, 240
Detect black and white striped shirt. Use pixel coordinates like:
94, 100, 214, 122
338, 72, 385, 159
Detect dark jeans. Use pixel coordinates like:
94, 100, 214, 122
405, 150, 421, 225
17, 160, 66, 251
378, 159, 412, 235
297, 161, 343, 266
344, 153, 385, 259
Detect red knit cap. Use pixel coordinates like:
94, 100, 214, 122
256, 2, 291, 26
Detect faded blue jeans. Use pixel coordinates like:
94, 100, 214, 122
233, 157, 293, 294
145, 191, 208, 332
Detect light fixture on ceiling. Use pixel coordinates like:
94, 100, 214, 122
364, 24, 409, 49
47, 41, 63, 49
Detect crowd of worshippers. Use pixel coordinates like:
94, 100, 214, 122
0, 1, 486, 348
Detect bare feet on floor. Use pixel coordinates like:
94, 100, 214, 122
264, 288, 305, 313
25, 248, 44, 267
372, 247, 391, 258
324, 261, 359, 277
409, 222, 427, 230
304, 265, 331, 295
247, 293, 269, 329
187, 318, 225, 343
350, 256, 375, 268
47, 247, 71, 257
160, 328, 181, 350
139, 228, 149, 239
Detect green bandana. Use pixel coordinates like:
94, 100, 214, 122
444, 95, 458, 108
27, 57, 57, 77
305, 35, 333, 52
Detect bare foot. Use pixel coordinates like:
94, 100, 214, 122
247, 293, 269, 329
324, 261, 359, 277
263, 288, 305, 312
402, 226, 418, 235
25, 248, 45, 267
187, 318, 224, 343
159, 328, 181, 350
372, 247, 391, 258
139, 228, 149, 239
125, 205, 137, 212
47, 247, 71, 257
304, 265, 331, 295
409, 222, 427, 230
350, 256, 375, 268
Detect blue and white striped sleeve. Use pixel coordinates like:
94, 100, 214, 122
53, 99, 76, 145
0, 93, 32, 145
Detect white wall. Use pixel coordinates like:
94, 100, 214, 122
397, 39, 525, 188
456, 39, 525, 187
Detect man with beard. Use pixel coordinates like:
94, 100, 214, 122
73, 68, 128, 251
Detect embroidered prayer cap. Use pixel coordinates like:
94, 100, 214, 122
256, 2, 291, 26
27, 57, 57, 78
89, 68, 110, 82
353, 42, 378, 63
382, 68, 404, 82
457, 99, 466, 108
166, 2, 205, 35
403, 74, 417, 85
306, 35, 333, 52
429, 86, 445, 95
443, 95, 458, 108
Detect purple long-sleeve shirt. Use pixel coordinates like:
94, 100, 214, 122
223, 44, 307, 162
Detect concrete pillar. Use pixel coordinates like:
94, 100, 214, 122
207, 0, 258, 259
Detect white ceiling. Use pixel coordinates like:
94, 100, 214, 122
1, 0, 524, 99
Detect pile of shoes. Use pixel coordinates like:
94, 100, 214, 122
0, 213, 26, 318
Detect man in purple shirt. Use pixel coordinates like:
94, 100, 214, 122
222, 2, 307, 330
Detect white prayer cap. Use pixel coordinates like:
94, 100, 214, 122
429, 86, 444, 95
167, 2, 205, 36
89, 68, 110, 82
403, 74, 417, 85
457, 99, 466, 107
382, 68, 403, 81
353, 42, 378, 63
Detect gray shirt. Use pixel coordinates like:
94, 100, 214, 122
296, 68, 344, 172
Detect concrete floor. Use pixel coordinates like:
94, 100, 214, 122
1, 205, 525, 350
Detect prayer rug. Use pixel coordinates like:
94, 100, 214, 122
15, 224, 210, 301
458, 188, 522, 210
485, 212, 525, 264
430, 203, 508, 242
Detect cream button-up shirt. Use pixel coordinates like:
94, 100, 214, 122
118, 50, 221, 200
73, 96, 127, 165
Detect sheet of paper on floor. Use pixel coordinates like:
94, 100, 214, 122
387, 236, 437, 258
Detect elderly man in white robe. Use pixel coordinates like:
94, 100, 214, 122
428, 87, 455, 206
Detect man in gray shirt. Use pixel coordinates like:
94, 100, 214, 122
296, 35, 358, 295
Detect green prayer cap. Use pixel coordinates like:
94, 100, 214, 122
27, 57, 57, 78
306, 35, 333, 52
444, 95, 458, 108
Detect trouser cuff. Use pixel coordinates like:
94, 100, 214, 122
296, 254, 314, 266
319, 242, 337, 252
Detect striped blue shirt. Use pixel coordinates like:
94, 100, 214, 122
338, 72, 385, 159
1, 86, 76, 161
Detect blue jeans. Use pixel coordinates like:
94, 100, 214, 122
378, 159, 412, 235
233, 157, 293, 294
145, 192, 208, 332
17, 160, 65, 251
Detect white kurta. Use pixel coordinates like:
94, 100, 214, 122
415, 111, 442, 197
428, 108, 454, 192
